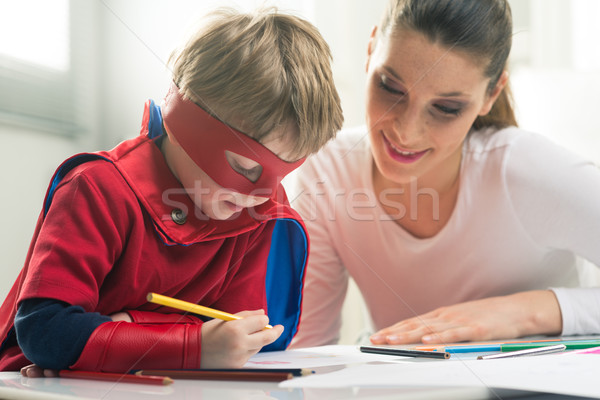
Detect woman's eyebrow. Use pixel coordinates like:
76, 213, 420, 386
383, 66, 404, 82
437, 90, 469, 98
382, 66, 470, 98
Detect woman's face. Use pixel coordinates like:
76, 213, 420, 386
365, 28, 506, 187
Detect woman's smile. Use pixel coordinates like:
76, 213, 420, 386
381, 131, 429, 164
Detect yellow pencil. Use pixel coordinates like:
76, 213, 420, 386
146, 293, 273, 329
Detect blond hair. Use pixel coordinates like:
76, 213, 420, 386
168, 7, 343, 158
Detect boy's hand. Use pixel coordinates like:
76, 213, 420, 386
369, 290, 562, 345
20, 364, 58, 378
200, 309, 284, 368
109, 312, 132, 322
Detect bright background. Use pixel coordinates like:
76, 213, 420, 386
1, 0, 598, 344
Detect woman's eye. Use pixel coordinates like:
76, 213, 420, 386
434, 104, 462, 116
378, 75, 405, 96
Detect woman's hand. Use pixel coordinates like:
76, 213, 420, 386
200, 309, 284, 368
369, 290, 563, 345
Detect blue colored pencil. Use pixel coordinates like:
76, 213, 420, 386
444, 345, 501, 353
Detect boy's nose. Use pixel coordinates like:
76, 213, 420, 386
230, 192, 269, 208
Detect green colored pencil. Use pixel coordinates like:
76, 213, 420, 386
501, 340, 600, 352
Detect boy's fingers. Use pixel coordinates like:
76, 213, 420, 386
247, 324, 284, 349
43, 369, 59, 377
235, 313, 271, 333
234, 309, 266, 318
21, 364, 37, 377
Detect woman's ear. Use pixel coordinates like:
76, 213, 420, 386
366, 26, 378, 72
479, 70, 509, 116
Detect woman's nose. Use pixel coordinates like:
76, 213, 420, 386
391, 103, 423, 145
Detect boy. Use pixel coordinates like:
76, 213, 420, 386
0, 7, 343, 374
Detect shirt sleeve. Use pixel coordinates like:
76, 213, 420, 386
505, 132, 600, 335
19, 163, 132, 310
15, 162, 135, 367
286, 156, 350, 348
15, 298, 111, 369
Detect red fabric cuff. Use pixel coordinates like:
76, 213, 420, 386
70, 321, 202, 372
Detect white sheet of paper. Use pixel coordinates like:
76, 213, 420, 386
245, 345, 412, 369
279, 352, 600, 399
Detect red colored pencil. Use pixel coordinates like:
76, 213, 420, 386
135, 369, 293, 382
59, 370, 173, 385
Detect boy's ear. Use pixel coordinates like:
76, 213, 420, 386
479, 70, 509, 116
163, 123, 180, 146
366, 26, 378, 72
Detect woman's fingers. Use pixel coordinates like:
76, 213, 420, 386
370, 293, 561, 345
370, 316, 442, 344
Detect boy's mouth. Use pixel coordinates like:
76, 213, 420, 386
224, 200, 244, 213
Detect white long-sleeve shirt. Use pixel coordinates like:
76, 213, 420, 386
288, 126, 600, 348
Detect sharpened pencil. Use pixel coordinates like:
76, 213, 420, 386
415, 338, 564, 352
136, 368, 313, 377
501, 340, 600, 352
135, 369, 293, 381
147, 292, 273, 329
59, 370, 172, 385
360, 346, 450, 359
416, 338, 600, 353
477, 344, 566, 360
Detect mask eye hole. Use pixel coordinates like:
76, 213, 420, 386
225, 150, 263, 183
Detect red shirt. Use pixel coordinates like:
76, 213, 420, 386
0, 102, 307, 370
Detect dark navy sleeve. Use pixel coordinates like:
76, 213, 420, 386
14, 298, 111, 370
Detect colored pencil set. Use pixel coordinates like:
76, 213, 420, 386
415, 338, 600, 353
359, 338, 600, 361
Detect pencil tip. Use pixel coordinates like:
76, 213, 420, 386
163, 377, 174, 385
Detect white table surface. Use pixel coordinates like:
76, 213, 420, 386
0, 371, 529, 400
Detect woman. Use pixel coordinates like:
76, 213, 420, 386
290, 0, 600, 348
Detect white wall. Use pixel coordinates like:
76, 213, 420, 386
0, 126, 79, 299
0, 1, 102, 301
96, 0, 384, 148
509, 0, 600, 163
1, 0, 598, 345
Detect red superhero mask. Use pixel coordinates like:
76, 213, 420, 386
161, 82, 305, 198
